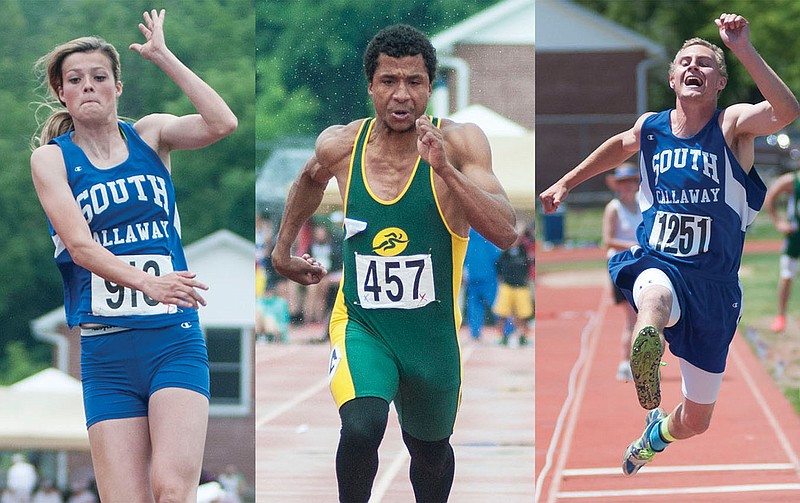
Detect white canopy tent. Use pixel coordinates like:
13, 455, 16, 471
0, 368, 89, 450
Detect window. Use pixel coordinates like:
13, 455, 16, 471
205, 327, 251, 416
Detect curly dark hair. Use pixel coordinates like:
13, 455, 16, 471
363, 24, 437, 83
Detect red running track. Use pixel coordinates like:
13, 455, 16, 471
535, 246, 800, 502
256, 323, 535, 502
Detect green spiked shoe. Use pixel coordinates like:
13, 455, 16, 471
630, 326, 664, 410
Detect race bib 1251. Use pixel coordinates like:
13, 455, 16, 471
648, 210, 711, 257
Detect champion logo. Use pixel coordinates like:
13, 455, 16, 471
74, 166, 83, 172
732, 303, 739, 309
647, 135, 655, 141
181, 322, 193, 329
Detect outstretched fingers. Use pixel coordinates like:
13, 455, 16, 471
129, 9, 167, 56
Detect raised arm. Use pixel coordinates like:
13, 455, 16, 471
539, 113, 649, 214
416, 116, 517, 250
130, 9, 237, 152
31, 145, 207, 308
764, 171, 797, 234
271, 127, 347, 285
717, 13, 800, 137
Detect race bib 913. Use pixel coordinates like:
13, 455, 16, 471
90, 254, 176, 316
355, 253, 435, 309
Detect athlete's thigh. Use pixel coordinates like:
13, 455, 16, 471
678, 357, 724, 405
88, 417, 153, 503
148, 388, 209, 491
394, 331, 461, 441
329, 319, 400, 407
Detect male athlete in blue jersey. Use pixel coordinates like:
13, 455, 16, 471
540, 13, 800, 476
30, 9, 237, 501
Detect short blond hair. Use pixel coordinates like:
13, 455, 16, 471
668, 37, 727, 79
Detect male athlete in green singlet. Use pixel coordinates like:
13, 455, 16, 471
765, 167, 800, 332
272, 24, 517, 503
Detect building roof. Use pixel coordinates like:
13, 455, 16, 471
431, 0, 534, 52
536, 0, 664, 57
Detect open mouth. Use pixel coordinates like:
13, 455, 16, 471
685, 75, 703, 88
391, 110, 411, 120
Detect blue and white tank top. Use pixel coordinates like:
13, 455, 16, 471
49, 121, 198, 328
636, 109, 766, 279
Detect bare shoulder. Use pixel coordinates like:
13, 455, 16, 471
315, 120, 363, 173
621, 112, 656, 151
439, 118, 491, 166
30, 144, 65, 174
133, 113, 177, 149
439, 118, 488, 143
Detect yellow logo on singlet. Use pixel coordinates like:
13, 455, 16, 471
372, 227, 409, 256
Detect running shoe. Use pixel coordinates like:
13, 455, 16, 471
630, 326, 664, 410
770, 314, 786, 332
622, 407, 667, 476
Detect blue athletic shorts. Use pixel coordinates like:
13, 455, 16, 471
80, 322, 210, 428
609, 247, 742, 374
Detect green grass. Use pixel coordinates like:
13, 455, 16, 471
538, 205, 800, 415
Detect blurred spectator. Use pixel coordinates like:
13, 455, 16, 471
303, 224, 334, 323
602, 164, 641, 381
31, 481, 62, 503
217, 464, 246, 503
463, 228, 502, 341
494, 223, 534, 346
256, 281, 290, 344
6, 454, 38, 503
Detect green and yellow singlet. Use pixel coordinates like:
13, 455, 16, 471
327, 117, 468, 441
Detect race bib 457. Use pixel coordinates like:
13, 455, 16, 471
355, 253, 435, 309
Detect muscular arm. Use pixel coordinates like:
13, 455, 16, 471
717, 14, 800, 138
539, 113, 649, 214
31, 146, 207, 308
417, 116, 517, 249
271, 126, 348, 285
130, 9, 237, 154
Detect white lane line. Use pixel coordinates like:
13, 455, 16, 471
730, 342, 800, 477
369, 448, 410, 503
557, 483, 800, 499
369, 344, 477, 503
562, 462, 796, 476
255, 377, 329, 429
535, 302, 608, 503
